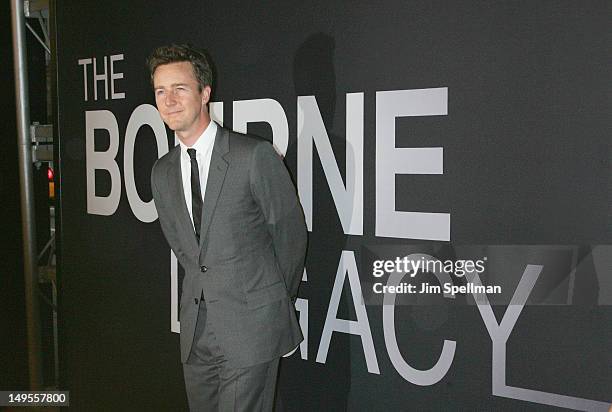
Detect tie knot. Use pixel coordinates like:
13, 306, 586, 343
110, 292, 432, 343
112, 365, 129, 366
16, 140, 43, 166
187, 148, 197, 160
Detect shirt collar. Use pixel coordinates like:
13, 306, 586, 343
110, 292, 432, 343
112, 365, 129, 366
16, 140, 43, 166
178, 120, 218, 160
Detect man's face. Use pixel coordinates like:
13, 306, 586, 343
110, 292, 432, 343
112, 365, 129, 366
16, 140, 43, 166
153, 61, 211, 141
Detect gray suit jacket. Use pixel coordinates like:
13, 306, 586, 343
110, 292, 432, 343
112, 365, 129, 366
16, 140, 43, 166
151, 126, 306, 368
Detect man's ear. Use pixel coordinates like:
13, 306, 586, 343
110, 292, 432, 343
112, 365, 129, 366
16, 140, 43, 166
201, 85, 212, 106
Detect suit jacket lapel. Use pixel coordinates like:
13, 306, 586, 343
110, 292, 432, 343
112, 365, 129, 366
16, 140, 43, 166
198, 127, 229, 255
166, 146, 200, 254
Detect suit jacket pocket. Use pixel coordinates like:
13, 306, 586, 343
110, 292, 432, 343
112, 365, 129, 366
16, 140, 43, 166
246, 281, 289, 310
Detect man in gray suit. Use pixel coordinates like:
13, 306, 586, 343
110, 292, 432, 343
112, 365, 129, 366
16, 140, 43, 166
148, 44, 307, 411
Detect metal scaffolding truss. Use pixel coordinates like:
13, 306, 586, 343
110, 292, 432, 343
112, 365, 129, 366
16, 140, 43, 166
11, 0, 58, 391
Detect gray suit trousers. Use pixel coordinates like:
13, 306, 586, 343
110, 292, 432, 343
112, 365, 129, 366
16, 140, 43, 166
183, 300, 279, 412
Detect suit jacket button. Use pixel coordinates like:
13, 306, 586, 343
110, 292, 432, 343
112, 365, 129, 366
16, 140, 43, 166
200, 265, 208, 272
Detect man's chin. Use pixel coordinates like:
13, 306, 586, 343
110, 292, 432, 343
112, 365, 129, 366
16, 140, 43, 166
163, 120, 182, 131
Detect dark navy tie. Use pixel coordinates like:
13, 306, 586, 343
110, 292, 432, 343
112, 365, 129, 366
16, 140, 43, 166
187, 148, 203, 241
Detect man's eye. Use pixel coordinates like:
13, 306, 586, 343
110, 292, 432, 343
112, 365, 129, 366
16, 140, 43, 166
156, 90, 165, 96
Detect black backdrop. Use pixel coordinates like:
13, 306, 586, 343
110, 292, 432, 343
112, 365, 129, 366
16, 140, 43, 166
56, 1, 611, 410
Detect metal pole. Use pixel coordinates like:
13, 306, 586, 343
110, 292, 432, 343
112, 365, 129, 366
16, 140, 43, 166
11, 0, 43, 390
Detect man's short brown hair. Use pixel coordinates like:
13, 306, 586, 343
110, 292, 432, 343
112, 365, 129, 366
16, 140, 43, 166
147, 44, 213, 91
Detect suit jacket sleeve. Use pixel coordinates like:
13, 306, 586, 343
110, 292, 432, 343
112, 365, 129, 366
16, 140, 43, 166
151, 161, 182, 261
249, 140, 307, 300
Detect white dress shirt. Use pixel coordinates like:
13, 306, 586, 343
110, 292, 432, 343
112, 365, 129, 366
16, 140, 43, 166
178, 120, 218, 226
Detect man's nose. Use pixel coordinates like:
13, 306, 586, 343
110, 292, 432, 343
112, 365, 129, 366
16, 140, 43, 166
164, 91, 177, 106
